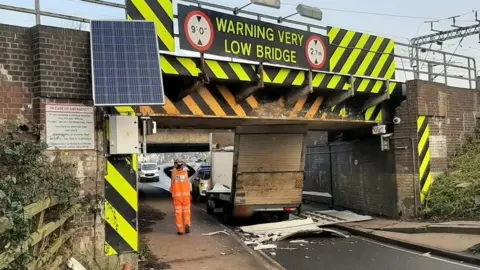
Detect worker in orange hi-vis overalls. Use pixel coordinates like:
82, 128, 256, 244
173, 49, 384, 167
166, 160, 196, 235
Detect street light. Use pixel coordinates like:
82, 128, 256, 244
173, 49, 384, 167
277, 4, 322, 23
234, 0, 281, 15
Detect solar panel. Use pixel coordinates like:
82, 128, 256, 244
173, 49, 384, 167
90, 20, 165, 106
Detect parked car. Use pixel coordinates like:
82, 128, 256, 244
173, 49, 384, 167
139, 162, 160, 183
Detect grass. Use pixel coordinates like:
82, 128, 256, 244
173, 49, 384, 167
423, 127, 480, 221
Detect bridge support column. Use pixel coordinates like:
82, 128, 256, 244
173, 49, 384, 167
104, 115, 139, 265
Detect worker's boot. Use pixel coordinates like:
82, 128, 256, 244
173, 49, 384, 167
185, 225, 191, 234
177, 231, 184, 235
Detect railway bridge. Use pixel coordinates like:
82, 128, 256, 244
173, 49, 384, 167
1, 0, 479, 268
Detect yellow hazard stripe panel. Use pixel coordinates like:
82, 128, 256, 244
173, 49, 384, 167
328, 27, 395, 85
104, 156, 138, 255
417, 116, 434, 204
127, 0, 175, 52
158, 55, 403, 94
365, 105, 383, 123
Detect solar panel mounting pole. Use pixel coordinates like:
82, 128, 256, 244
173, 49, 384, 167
142, 118, 147, 155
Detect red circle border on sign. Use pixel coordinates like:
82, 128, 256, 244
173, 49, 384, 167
305, 35, 327, 70
184, 10, 215, 52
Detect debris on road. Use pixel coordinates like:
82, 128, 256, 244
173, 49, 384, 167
202, 230, 230, 236
297, 210, 372, 226
67, 258, 87, 270
289, 240, 309, 244
254, 244, 277, 250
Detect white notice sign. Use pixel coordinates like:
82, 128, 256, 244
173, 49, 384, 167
45, 104, 95, 150
429, 135, 447, 158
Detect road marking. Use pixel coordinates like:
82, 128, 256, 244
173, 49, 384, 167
358, 236, 480, 269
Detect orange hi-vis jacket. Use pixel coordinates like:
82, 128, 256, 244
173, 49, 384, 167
171, 170, 191, 198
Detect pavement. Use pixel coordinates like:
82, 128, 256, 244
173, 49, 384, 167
139, 186, 273, 270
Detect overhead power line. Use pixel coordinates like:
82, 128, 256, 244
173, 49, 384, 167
281, 3, 474, 22
410, 24, 480, 46
409, 13, 480, 68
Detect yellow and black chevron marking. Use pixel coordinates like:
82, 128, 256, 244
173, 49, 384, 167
160, 55, 405, 95
161, 55, 199, 77
113, 86, 327, 119
104, 117, 138, 255
285, 95, 325, 119
104, 155, 138, 255
127, 0, 175, 52
204, 60, 257, 82
365, 105, 383, 122
328, 27, 396, 83
417, 116, 433, 204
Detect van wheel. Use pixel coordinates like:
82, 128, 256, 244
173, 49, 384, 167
206, 196, 214, 214
223, 206, 234, 225
278, 212, 290, 221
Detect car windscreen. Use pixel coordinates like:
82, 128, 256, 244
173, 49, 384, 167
141, 164, 157, 170
198, 169, 211, 180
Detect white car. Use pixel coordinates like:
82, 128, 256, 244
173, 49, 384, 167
139, 163, 160, 183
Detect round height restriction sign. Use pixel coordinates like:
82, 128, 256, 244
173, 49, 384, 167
184, 10, 214, 52
305, 35, 327, 69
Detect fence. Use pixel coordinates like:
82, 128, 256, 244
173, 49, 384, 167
0, 197, 79, 270
0, 0, 478, 90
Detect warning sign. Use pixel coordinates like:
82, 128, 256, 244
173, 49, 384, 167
178, 4, 330, 71
305, 35, 327, 69
184, 10, 214, 51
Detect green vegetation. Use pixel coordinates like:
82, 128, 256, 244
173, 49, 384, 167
424, 126, 480, 220
0, 121, 79, 269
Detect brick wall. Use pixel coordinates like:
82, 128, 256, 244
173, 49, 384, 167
31, 26, 91, 100
0, 24, 34, 121
393, 80, 480, 218
0, 23, 136, 268
416, 81, 479, 173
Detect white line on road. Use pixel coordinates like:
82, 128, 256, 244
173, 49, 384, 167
358, 236, 480, 269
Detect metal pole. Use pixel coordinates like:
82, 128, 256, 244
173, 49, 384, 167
427, 63, 434, 81
414, 47, 420, 80
468, 59, 473, 89
35, 0, 40, 25
142, 119, 147, 156
443, 53, 448, 85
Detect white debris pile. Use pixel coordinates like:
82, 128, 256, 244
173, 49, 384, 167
239, 218, 349, 250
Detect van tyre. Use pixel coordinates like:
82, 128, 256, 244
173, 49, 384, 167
278, 212, 290, 221
206, 196, 214, 214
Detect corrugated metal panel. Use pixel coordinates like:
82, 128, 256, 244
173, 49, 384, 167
237, 134, 303, 172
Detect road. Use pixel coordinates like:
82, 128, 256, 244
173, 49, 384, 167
264, 235, 480, 270
140, 186, 480, 270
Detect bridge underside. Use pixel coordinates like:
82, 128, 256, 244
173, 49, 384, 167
112, 56, 406, 125
150, 115, 376, 131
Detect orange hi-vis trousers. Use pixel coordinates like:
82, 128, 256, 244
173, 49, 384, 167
173, 196, 191, 233
171, 170, 191, 233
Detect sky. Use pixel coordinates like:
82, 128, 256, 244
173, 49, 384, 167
0, 0, 479, 87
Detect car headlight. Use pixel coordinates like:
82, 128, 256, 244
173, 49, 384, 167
200, 183, 205, 188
